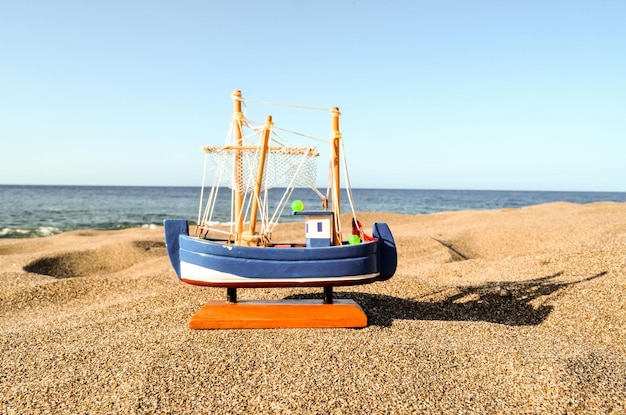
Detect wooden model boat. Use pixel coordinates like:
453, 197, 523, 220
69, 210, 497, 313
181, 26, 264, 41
164, 90, 397, 328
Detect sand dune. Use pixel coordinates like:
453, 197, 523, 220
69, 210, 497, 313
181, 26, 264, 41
1, 202, 625, 413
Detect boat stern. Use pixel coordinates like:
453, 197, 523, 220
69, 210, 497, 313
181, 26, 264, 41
373, 222, 397, 280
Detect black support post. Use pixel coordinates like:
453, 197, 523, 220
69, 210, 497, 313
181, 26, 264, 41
323, 286, 333, 304
226, 288, 237, 303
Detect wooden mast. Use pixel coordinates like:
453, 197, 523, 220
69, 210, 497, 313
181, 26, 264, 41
247, 115, 273, 245
330, 107, 342, 245
232, 90, 245, 245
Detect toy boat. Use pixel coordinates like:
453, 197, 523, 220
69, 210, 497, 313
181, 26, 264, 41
164, 90, 397, 328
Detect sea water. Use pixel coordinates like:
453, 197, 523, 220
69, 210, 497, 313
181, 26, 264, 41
1, 185, 625, 238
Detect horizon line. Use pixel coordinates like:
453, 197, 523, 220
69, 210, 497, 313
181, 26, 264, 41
1, 183, 625, 194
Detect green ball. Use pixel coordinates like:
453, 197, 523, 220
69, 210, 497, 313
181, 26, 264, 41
291, 199, 304, 212
348, 235, 361, 245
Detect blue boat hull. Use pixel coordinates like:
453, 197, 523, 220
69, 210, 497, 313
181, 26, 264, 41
164, 219, 397, 288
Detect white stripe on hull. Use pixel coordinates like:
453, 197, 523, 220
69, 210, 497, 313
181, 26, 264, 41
179, 261, 379, 285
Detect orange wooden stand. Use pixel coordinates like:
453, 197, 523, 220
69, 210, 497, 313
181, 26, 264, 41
188, 299, 367, 329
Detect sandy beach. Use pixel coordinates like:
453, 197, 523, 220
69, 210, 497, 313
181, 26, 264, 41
1, 202, 625, 414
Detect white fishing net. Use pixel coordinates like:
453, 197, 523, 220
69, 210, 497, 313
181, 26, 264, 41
204, 146, 319, 192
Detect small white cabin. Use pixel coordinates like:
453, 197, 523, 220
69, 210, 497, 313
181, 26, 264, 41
294, 211, 334, 247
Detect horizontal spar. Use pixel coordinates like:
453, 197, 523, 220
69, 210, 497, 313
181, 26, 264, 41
202, 145, 319, 156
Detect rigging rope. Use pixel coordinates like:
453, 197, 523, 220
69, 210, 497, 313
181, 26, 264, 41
241, 120, 327, 145
197, 153, 209, 227
197, 98, 361, 244
235, 96, 331, 112
340, 137, 360, 234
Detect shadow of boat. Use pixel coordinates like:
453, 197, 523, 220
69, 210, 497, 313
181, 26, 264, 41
286, 271, 607, 327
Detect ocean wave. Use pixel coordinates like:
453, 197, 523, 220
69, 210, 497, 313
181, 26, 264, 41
2, 186, 626, 239
0, 226, 62, 239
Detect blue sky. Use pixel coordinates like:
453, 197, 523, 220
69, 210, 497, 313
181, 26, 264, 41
1, 0, 625, 191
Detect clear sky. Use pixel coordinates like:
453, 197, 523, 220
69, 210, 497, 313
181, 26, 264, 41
1, 0, 625, 191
